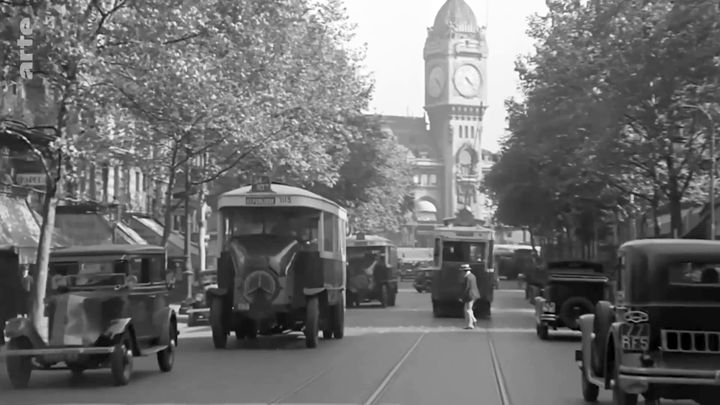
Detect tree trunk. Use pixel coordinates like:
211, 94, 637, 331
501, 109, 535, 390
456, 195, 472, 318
32, 177, 61, 342
651, 194, 661, 237
183, 150, 193, 301
668, 189, 683, 238
198, 182, 207, 272
161, 145, 180, 247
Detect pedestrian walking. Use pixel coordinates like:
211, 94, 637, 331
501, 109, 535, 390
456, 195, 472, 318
459, 264, 480, 329
19, 265, 34, 317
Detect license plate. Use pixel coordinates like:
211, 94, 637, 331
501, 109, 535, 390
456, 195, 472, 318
620, 323, 650, 352
543, 302, 555, 312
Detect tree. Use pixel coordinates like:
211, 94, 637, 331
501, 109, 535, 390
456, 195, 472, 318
0, 0, 139, 335
310, 114, 414, 234
485, 0, 720, 252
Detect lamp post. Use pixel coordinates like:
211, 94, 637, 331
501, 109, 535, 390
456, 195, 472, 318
681, 104, 716, 240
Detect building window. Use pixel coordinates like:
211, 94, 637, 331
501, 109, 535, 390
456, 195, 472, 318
420, 174, 428, 185
429, 174, 437, 185
413, 175, 420, 185
135, 171, 141, 192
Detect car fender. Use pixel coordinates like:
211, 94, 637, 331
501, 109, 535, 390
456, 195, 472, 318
4, 317, 46, 348
104, 318, 133, 342
153, 307, 178, 347
206, 287, 228, 298
578, 314, 595, 371
534, 296, 546, 321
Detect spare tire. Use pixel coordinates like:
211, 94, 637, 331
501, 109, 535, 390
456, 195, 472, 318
559, 296, 595, 330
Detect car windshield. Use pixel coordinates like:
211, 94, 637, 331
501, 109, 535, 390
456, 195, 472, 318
668, 262, 720, 286
222, 206, 320, 243
442, 241, 486, 262
50, 260, 127, 287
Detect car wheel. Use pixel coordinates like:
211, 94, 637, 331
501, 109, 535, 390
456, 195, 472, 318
68, 363, 85, 378
6, 337, 33, 389
332, 297, 345, 339
110, 333, 133, 386
157, 322, 177, 372
536, 322, 549, 340
581, 362, 599, 402
592, 301, 614, 376
432, 300, 441, 318
304, 295, 320, 348
379, 285, 389, 308
210, 297, 227, 349
388, 291, 397, 307
612, 362, 638, 405
473, 299, 491, 319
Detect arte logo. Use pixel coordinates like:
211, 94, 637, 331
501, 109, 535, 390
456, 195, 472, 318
17, 17, 34, 80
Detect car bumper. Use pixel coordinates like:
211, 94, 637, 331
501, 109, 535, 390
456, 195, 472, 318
539, 312, 557, 323
187, 308, 209, 317
618, 365, 720, 391
0, 346, 115, 357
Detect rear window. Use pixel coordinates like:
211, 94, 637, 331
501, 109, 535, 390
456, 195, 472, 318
668, 262, 720, 286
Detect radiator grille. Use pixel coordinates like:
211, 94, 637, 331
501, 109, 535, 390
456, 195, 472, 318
661, 329, 720, 354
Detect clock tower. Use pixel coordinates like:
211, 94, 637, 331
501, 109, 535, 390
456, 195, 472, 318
424, 0, 488, 220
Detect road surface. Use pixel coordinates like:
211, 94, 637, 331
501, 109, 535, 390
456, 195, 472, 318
0, 281, 695, 405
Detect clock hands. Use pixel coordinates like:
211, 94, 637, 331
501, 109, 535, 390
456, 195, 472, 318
465, 76, 474, 87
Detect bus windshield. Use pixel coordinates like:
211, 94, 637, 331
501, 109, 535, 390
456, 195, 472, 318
442, 241, 487, 263
222, 207, 320, 243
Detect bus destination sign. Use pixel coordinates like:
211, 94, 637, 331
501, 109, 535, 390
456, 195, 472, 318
245, 196, 292, 206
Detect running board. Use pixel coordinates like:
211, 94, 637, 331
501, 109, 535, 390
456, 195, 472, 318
139, 345, 169, 355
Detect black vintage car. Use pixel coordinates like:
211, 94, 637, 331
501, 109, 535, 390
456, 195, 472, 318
345, 234, 399, 307
533, 260, 609, 340
3, 245, 178, 388
576, 239, 720, 405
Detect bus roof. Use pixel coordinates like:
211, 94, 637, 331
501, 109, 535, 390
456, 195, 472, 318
346, 234, 394, 247
217, 183, 347, 220
433, 225, 494, 241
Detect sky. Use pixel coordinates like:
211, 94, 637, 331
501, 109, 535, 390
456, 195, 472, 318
342, 0, 549, 152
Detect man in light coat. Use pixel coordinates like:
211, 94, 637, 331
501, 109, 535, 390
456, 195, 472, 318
460, 264, 480, 329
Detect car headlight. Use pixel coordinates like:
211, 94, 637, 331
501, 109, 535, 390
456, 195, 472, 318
195, 293, 205, 302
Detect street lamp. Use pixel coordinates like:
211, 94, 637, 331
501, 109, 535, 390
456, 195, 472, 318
681, 104, 716, 240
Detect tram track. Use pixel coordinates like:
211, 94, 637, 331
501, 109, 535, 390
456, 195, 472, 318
268, 333, 426, 405
270, 328, 514, 405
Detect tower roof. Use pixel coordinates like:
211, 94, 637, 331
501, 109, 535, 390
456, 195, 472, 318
432, 0, 479, 33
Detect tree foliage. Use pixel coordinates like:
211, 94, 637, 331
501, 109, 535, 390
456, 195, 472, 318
484, 0, 720, 247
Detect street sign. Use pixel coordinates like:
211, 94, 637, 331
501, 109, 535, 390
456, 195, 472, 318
15, 173, 46, 186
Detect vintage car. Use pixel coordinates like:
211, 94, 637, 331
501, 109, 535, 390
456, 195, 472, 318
3, 244, 178, 388
186, 269, 218, 327
493, 244, 537, 280
345, 234, 398, 308
208, 177, 347, 349
533, 260, 609, 340
430, 209, 495, 319
413, 268, 433, 293
576, 239, 720, 405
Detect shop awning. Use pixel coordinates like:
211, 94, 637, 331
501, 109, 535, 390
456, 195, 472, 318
125, 214, 198, 259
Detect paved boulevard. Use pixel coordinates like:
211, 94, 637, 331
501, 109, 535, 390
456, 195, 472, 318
0, 281, 695, 405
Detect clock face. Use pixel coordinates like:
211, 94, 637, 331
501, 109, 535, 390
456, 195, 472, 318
427, 66, 445, 98
453, 64, 482, 98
